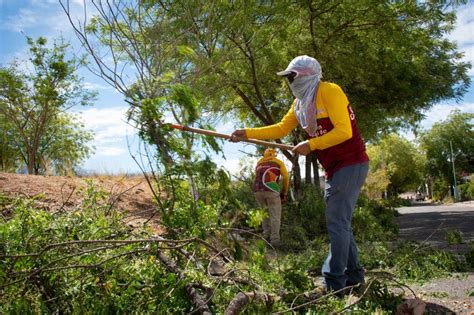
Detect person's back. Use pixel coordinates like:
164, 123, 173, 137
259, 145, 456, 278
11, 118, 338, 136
253, 149, 289, 247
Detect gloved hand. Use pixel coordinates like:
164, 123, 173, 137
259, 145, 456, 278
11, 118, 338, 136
230, 129, 246, 142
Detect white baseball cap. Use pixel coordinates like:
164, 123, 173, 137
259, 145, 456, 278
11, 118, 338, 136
277, 55, 322, 77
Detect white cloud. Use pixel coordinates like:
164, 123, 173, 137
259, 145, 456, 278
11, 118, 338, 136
459, 44, 474, 76
74, 106, 138, 160
215, 120, 236, 134
99, 146, 127, 157
447, 4, 474, 76
78, 106, 127, 128
419, 102, 474, 130
0, 0, 94, 43
83, 81, 112, 91
1, 3, 70, 33
76, 106, 134, 146
451, 4, 474, 46
214, 157, 243, 174
403, 101, 473, 141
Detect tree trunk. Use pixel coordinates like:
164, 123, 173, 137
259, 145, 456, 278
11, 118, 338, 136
292, 154, 301, 194
311, 152, 322, 195
27, 151, 35, 175
305, 155, 312, 184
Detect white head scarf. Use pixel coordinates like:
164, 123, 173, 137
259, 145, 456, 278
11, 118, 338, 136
277, 55, 322, 137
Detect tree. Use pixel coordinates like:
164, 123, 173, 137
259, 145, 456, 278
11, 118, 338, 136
35, 113, 94, 175
294, 0, 471, 138
152, 0, 471, 190
367, 134, 425, 196
60, 0, 470, 194
60, 0, 232, 220
419, 110, 474, 197
363, 168, 390, 200
0, 37, 95, 175
0, 112, 19, 172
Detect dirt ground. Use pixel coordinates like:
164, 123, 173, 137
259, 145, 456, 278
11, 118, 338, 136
0, 172, 162, 232
406, 273, 474, 314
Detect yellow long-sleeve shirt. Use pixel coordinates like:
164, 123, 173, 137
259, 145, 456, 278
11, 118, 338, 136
246, 82, 352, 150
246, 81, 368, 178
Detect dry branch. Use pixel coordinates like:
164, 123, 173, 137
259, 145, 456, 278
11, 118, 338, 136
224, 291, 274, 315
155, 249, 213, 314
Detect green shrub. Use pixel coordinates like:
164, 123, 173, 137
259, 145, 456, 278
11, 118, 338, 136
432, 178, 449, 201
0, 183, 193, 314
353, 195, 399, 242
246, 208, 268, 229
1, 178, 464, 314
458, 179, 474, 201
279, 184, 326, 251
384, 196, 412, 207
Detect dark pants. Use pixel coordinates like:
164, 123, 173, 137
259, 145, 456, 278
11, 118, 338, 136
321, 162, 369, 292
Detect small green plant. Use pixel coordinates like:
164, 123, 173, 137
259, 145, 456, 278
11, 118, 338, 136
445, 229, 463, 245
246, 208, 268, 229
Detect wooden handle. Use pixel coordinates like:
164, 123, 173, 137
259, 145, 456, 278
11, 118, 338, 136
168, 124, 294, 150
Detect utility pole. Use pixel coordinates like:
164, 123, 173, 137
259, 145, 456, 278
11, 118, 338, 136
449, 140, 458, 201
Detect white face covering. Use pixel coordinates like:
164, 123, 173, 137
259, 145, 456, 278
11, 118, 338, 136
279, 56, 322, 137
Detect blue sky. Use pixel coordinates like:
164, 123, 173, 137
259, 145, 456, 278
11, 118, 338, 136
1, 0, 473, 175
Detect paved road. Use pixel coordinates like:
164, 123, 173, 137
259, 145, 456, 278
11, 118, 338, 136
396, 201, 474, 253
396, 202, 474, 314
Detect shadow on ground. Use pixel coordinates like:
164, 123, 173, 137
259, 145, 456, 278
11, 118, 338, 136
425, 302, 457, 314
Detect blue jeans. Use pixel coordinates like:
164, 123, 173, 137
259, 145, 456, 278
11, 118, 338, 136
321, 162, 368, 292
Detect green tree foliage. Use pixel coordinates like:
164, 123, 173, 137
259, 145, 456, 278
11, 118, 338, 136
148, 0, 471, 188
162, 0, 470, 137
0, 113, 18, 172
419, 110, 474, 197
364, 167, 391, 200
60, 0, 249, 223
61, 0, 470, 191
293, 0, 471, 138
0, 37, 95, 175
36, 113, 94, 175
367, 134, 425, 195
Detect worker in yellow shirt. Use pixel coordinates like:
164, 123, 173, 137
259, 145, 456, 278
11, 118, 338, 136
231, 55, 369, 296
254, 148, 289, 248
